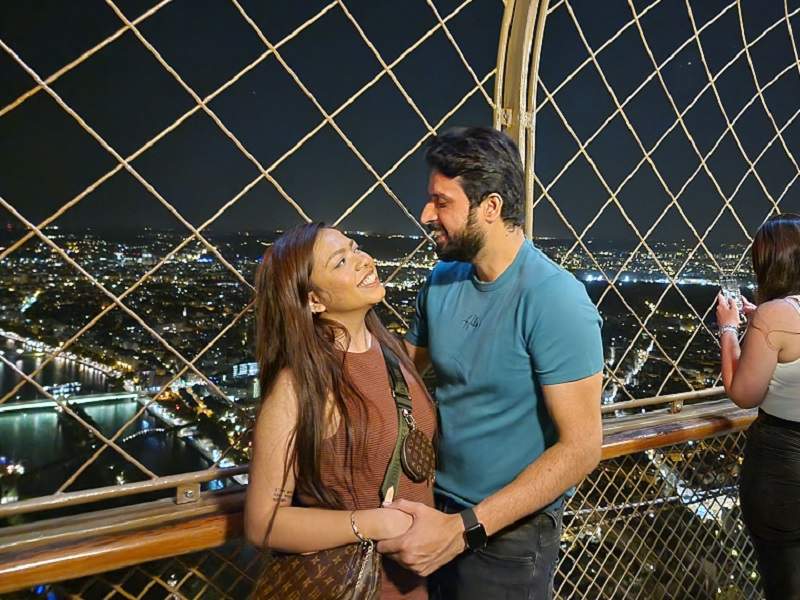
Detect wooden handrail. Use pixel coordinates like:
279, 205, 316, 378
0, 465, 248, 520
601, 400, 755, 459
600, 386, 726, 414
0, 400, 757, 594
0, 491, 245, 593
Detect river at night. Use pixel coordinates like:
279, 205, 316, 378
0, 337, 111, 402
0, 395, 211, 518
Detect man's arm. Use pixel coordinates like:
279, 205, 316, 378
403, 340, 431, 375
378, 371, 602, 575
474, 372, 602, 535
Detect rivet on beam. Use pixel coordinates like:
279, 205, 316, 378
177, 483, 201, 504
499, 107, 513, 127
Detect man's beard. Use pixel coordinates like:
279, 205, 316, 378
430, 210, 485, 263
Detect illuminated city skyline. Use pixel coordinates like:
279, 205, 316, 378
0, 226, 754, 407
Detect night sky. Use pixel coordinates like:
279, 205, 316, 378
1, 0, 799, 244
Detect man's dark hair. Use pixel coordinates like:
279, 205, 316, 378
425, 127, 525, 227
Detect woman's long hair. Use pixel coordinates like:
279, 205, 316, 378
752, 213, 800, 303
254, 222, 425, 508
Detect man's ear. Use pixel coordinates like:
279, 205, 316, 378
308, 291, 326, 314
481, 193, 504, 224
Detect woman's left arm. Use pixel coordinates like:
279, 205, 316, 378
717, 295, 779, 408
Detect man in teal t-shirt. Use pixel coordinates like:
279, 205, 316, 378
378, 127, 604, 600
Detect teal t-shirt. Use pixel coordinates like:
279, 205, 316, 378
405, 240, 603, 508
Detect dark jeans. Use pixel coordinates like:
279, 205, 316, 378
429, 495, 563, 600
739, 411, 800, 600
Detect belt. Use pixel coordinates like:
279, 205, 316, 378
758, 408, 800, 432
434, 493, 561, 525
434, 494, 471, 514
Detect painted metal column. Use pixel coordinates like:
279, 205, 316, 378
494, 0, 550, 239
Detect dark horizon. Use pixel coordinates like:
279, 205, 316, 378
0, 220, 767, 249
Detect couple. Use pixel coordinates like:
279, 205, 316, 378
244, 127, 604, 599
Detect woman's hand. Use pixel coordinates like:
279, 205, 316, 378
716, 292, 741, 328
358, 508, 413, 540
377, 507, 413, 539
742, 297, 757, 318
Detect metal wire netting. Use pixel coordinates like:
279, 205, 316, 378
0, 4, 794, 597
3, 0, 799, 501
0, 0, 499, 500
555, 430, 759, 599
17, 431, 757, 600
528, 0, 800, 408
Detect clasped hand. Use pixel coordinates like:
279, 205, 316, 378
376, 500, 466, 577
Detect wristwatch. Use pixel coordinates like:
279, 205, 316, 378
460, 507, 488, 550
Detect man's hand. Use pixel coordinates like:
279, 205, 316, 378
376, 500, 465, 576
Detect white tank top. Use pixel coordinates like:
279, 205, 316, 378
761, 295, 800, 422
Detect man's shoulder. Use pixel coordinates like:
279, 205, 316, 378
515, 246, 598, 325
518, 243, 582, 294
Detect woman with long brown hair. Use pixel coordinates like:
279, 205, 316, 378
717, 213, 800, 599
245, 223, 436, 599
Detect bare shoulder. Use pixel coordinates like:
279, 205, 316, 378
750, 299, 800, 356
256, 368, 299, 429
270, 368, 297, 395
754, 298, 800, 327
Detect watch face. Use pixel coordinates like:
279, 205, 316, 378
465, 524, 488, 550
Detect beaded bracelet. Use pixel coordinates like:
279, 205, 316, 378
718, 324, 739, 339
350, 510, 369, 542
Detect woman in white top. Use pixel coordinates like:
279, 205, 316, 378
717, 213, 800, 600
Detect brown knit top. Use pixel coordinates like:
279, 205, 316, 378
296, 339, 436, 600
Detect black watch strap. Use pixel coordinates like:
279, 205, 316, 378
460, 507, 479, 531
460, 507, 487, 550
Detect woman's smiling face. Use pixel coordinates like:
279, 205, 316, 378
309, 228, 385, 317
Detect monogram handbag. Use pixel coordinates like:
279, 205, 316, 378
251, 344, 435, 600
251, 540, 381, 600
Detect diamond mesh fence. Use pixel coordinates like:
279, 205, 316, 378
6, 429, 758, 600
0, 0, 500, 504
555, 430, 759, 600
23, 542, 263, 600
528, 0, 800, 408
1, 0, 797, 503
0, 1, 795, 597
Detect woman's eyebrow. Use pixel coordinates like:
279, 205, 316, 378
325, 239, 356, 267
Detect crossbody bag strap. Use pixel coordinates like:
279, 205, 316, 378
786, 295, 800, 315
379, 344, 413, 501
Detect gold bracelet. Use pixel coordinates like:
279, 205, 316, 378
350, 510, 369, 542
